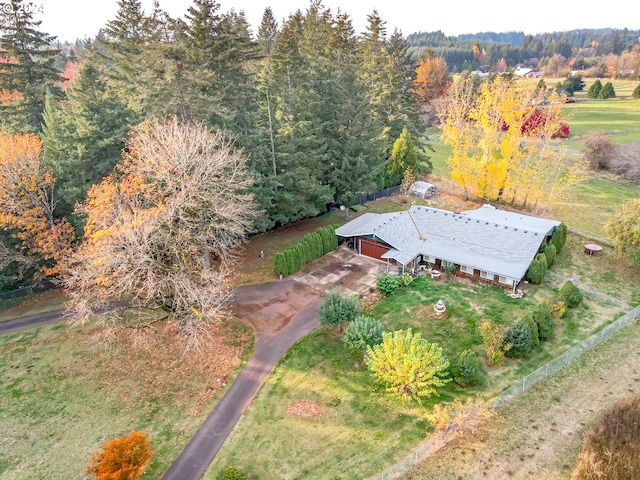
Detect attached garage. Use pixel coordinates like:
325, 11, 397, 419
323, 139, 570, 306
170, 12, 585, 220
358, 237, 390, 261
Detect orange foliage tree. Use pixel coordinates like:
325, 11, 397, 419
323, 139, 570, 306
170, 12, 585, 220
0, 132, 74, 278
412, 50, 452, 106
86, 431, 152, 480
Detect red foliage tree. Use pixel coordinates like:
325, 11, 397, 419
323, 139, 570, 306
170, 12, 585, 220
501, 108, 570, 138
86, 431, 152, 480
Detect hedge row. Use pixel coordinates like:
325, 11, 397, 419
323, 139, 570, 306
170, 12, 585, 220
273, 225, 339, 276
527, 223, 567, 284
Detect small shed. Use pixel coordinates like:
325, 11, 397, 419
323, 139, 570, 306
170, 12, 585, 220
411, 181, 440, 199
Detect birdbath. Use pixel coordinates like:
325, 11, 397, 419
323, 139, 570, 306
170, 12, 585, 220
433, 299, 446, 316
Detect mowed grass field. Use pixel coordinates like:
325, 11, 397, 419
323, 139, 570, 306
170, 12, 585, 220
0, 319, 252, 479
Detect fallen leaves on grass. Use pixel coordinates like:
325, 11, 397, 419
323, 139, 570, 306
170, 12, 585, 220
287, 400, 323, 418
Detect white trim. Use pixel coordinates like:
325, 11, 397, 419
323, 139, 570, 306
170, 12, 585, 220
480, 270, 494, 280
459, 264, 473, 274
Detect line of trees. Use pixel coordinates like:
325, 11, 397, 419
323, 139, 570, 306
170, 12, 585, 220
406, 28, 640, 76
0, 0, 431, 290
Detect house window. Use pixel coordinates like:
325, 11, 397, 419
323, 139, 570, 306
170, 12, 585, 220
480, 270, 494, 280
442, 261, 455, 269
459, 265, 473, 274
499, 275, 513, 286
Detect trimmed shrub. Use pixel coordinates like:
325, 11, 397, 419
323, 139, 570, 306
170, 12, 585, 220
572, 397, 640, 479
534, 302, 554, 340
587, 79, 602, 99
284, 249, 297, 276
504, 321, 533, 358
319, 288, 361, 329
545, 298, 567, 320
275, 226, 339, 277
536, 252, 548, 271
598, 81, 615, 99
527, 255, 546, 284
633, 83, 640, 99
551, 223, 567, 253
377, 275, 399, 297
451, 349, 482, 387
274, 252, 288, 276
543, 242, 557, 267
217, 467, 249, 480
559, 280, 583, 308
523, 314, 539, 348
343, 316, 384, 360
397, 272, 413, 287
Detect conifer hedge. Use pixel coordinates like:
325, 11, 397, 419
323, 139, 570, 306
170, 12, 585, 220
273, 225, 339, 276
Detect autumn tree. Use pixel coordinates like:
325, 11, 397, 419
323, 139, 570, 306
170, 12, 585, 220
572, 398, 640, 480
440, 76, 583, 207
413, 48, 451, 106
0, 132, 74, 280
479, 320, 510, 366
86, 431, 152, 480
0, 0, 64, 133
605, 198, 640, 264
366, 328, 450, 402
64, 118, 256, 349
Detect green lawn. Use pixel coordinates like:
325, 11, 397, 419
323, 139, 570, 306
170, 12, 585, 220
0, 319, 252, 479
206, 239, 630, 478
563, 97, 640, 147
0, 289, 68, 322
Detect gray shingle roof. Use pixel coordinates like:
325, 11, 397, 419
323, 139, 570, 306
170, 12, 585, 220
335, 205, 560, 281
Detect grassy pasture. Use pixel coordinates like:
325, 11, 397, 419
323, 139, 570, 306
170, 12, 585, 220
0, 319, 252, 479
206, 238, 632, 478
400, 318, 640, 480
562, 97, 640, 147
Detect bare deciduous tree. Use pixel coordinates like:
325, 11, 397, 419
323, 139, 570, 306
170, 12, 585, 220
64, 118, 256, 350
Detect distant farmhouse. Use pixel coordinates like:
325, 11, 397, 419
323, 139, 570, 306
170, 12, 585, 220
335, 205, 560, 290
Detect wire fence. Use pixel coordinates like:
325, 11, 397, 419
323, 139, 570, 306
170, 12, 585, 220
369, 303, 640, 480
0, 280, 57, 303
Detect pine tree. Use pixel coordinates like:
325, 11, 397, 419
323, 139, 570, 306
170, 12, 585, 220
0, 0, 64, 133
41, 63, 137, 218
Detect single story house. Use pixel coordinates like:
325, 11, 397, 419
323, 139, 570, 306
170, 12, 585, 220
335, 204, 560, 290
411, 181, 440, 199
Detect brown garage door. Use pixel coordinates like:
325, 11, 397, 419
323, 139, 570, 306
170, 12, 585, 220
359, 237, 389, 261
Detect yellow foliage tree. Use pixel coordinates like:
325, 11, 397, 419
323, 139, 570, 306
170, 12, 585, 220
604, 198, 640, 264
439, 76, 584, 207
0, 132, 74, 278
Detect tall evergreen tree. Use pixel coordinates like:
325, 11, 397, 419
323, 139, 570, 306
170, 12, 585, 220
0, 0, 64, 133
41, 63, 137, 219
257, 7, 278, 56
